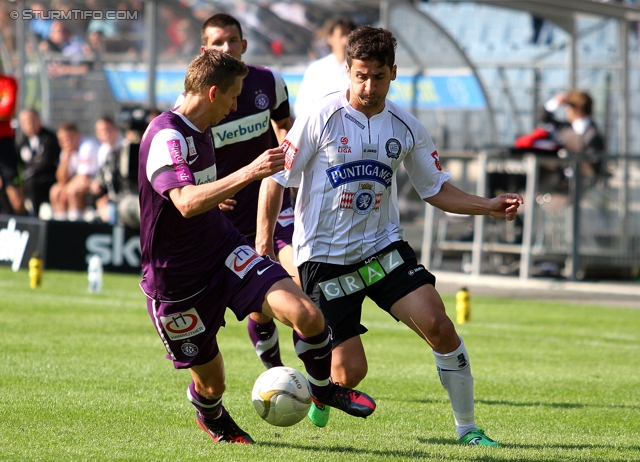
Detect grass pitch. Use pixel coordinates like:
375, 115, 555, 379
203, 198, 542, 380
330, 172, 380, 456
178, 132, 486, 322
1, 267, 639, 461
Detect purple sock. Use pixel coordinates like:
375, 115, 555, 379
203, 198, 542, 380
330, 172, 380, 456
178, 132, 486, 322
248, 317, 284, 368
293, 324, 332, 398
187, 381, 228, 423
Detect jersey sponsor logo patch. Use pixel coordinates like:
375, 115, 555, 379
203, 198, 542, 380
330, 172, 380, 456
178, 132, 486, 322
362, 142, 378, 157
345, 113, 365, 129
168, 139, 192, 182
276, 206, 295, 227
185, 136, 198, 165
211, 110, 270, 148
194, 164, 217, 185
160, 307, 206, 341
225, 245, 264, 279
326, 160, 393, 189
385, 138, 401, 158
319, 250, 404, 300
340, 137, 348, 145
282, 139, 298, 170
431, 150, 443, 171
255, 93, 269, 110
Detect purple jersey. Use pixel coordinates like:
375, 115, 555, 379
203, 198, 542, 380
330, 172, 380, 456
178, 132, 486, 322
138, 111, 245, 301
210, 65, 292, 237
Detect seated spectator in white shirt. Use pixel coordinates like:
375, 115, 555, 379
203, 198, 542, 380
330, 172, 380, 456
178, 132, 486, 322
49, 122, 100, 221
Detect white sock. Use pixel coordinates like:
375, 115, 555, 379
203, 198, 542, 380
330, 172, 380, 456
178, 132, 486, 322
432, 337, 477, 438
53, 211, 67, 220
68, 209, 82, 221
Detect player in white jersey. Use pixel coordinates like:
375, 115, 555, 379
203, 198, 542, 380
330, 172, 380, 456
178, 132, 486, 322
256, 26, 523, 446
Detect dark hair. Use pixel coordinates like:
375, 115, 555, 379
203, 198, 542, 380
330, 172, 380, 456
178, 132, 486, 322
346, 26, 396, 69
184, 49, 248, 94
97, 115, 116, 126
57, 122, 78, 133
201, 13, 243, 46
325, 16, 356, 36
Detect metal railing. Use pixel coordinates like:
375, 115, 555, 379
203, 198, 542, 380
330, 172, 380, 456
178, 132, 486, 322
421, 149, 640, 281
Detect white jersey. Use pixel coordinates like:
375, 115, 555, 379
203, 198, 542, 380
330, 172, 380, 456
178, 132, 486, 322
273, 90, 451, 266
294, 54, 349, 119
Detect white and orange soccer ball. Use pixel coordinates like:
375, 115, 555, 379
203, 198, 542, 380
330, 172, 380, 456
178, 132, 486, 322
251, 366, 312, 427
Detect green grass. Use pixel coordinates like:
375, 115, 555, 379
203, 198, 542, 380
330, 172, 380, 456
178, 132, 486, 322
1, 267, 639, 461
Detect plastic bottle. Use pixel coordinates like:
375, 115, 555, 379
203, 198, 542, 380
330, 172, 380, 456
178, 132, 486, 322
88, 254, 103, 293
455, 287, 470, 324
28, 252, 43, 288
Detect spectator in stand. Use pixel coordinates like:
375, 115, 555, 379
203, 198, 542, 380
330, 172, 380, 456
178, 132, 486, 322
90, 116, 127, 224
0, 3, 17, 60
28, 2, 53, 41
539, 90, 605, 158
39, 20, 91, 77
0, 72, 25, 215
49, 122, 100, 221
95, 116, 123, 172
165, 17, 201, 60
514, 90, 606, 193
86, 0, 119, 40
16, 109, 61, 217
530, 15, 553, 45
116, 1, 146, 55
293, 16, 356, 118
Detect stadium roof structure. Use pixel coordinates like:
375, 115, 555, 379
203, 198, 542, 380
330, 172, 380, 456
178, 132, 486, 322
426, 0, 640, 154
8, 0, 638, 149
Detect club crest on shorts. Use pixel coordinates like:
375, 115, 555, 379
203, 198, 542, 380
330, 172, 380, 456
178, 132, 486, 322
181, 342, 199, 357
255, 92, 269, 110
385, 138, 401, 158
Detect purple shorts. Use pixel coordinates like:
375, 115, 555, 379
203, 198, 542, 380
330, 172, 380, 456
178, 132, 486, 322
245, 206, 294, 255
146, 245, 290, 369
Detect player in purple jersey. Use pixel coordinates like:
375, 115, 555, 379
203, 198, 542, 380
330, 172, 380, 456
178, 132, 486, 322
139, 49, 375, 444
176, 14, 297, 371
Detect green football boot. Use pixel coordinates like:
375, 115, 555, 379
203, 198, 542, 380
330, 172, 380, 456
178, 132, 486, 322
459, 429, 500, 447
307, 401, 330, 427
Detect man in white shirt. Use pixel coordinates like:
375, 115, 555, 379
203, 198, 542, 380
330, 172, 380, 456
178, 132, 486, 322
49, 122, 100, 220
293, 17, 356, 119
257, 26, 523, 446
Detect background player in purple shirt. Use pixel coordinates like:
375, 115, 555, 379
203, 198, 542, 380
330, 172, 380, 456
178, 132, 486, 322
176, 13, 297, 372
139, 49, 375, 444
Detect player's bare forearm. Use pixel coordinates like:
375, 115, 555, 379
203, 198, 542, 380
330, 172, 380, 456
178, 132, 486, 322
425, 182, 523, 221
255, 178, 284, 258
169, 147, 285, 218
271, 117, 293, 145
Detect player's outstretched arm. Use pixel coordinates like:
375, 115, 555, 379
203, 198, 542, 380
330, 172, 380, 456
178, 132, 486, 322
255, 177, 285, 259
169, 147, 284, 218
425, 181, 523, 221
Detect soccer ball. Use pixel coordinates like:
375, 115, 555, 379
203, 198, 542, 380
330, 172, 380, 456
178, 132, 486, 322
251, 366, 312, 427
